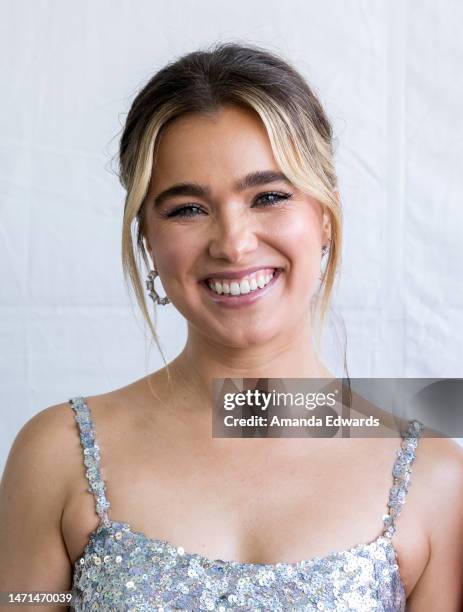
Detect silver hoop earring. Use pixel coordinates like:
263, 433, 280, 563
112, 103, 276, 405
146, 268, 170, 305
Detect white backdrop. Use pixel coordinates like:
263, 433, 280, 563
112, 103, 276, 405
1, 0, 462, 470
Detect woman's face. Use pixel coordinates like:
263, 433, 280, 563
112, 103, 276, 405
144, 104, 331, 348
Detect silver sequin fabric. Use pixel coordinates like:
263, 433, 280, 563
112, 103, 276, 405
68, 396, 424, 611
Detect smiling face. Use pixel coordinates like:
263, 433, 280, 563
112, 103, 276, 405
143, 104, 331, 348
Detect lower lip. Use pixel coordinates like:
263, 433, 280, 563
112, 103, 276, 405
200, 268, 283, 308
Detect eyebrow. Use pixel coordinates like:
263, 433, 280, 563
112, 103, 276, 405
152, 170, 291, 208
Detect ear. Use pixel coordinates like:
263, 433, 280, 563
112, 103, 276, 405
143, 236, 156, 268
321, 205, 333, 244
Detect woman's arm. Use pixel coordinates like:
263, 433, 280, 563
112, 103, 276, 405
0, 405, 73, 611
407, 436, 463, 611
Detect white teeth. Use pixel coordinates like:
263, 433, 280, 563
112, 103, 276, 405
240, 279, 251, 294
208, 270, 276, 296
230, 282, 240, 296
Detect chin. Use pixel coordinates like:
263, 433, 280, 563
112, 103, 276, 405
215, 320, 285, 349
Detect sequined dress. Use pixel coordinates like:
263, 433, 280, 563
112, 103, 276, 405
68, 396, 424, 611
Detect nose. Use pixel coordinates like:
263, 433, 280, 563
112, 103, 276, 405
207, 208, 258, 263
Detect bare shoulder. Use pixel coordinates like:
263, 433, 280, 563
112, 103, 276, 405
416, 433, 463, 496
414, 433, 463, 517
0, 377, 160, 593
406, 434, 463, 608
0, 400, 84, 591
1, 400, 83, 494
0, 400, 88, 523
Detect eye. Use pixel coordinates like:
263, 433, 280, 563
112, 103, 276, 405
166, 204, 205, 218
253, 191, 294, 207
165, 191, 293, 218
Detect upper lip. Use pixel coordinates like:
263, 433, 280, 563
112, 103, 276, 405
200, 266, 281, 281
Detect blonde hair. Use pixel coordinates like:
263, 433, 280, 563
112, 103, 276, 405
118, 41, 342, 373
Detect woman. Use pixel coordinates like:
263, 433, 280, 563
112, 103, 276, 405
1, 42, 462, 611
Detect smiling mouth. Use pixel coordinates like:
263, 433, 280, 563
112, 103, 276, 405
200, 267, 283, 306
205, 268, 281, 296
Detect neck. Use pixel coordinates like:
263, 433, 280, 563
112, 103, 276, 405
165, 315, 333, 409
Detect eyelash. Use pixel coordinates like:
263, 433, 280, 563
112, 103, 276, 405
165, 191, 294, 218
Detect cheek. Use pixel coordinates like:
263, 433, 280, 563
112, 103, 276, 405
146, 218, 190, 274
156, 241, 187, 277
262, 210, 322, 270
264, 212, 322, 300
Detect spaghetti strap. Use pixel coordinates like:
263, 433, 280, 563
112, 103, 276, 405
382, 418, 425, 538
69, 396, 111, 528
